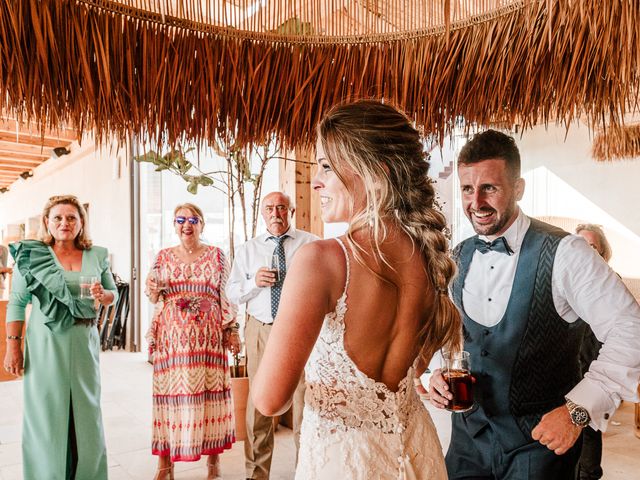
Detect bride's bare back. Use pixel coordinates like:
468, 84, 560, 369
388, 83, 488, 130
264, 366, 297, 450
330, 230, 436, 392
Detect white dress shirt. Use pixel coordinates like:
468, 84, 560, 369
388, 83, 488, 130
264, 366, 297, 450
463, 209, 640, 431
226, 228, 319, 324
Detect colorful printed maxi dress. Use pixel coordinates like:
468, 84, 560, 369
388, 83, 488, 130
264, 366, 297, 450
147, 245, 237, 461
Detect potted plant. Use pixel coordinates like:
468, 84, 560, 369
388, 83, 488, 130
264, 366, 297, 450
230, 352, 249, 441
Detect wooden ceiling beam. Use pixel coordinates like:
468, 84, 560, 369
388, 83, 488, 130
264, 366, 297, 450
0, 132, 73, 148
0, 118, 77, 139
0, 160, 42, 169
0, 164, 32, 172
0, 141, 53, 156
0, 160, 39, 168
0, 152, 49, 162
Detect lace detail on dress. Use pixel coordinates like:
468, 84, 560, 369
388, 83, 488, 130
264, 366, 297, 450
296, 238, 447, 479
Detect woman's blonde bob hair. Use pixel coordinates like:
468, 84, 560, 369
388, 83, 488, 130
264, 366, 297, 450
38, 195, 93, 250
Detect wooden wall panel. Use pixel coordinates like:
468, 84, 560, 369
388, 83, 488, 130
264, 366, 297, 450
279, 147, 323, 238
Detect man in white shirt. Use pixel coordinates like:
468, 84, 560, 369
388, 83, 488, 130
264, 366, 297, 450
428, 130, 640, 479
226, 191, 319, 480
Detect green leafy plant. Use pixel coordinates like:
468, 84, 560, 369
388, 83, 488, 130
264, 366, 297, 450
134, 141, 285, 258
134, 148, 218, 195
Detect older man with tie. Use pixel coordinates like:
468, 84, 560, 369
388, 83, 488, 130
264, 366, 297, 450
227, 191, 319, 480
428, 130, 640, 479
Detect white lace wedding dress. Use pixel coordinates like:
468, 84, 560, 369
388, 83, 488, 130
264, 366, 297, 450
295, 239, 447, 480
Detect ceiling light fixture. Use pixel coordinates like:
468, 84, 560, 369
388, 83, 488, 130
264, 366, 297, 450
19, 170, 34, 180
53, 146, 71, 157
0, 187, 9, 193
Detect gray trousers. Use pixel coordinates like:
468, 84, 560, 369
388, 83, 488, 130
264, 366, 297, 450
446, 415, 582, 479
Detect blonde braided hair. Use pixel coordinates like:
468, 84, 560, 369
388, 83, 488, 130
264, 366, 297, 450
318, 100, 461, 363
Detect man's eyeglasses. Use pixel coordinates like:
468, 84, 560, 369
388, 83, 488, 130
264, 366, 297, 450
175, 216, 201, 225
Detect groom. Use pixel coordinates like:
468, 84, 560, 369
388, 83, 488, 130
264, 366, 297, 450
429, 130, 640, 479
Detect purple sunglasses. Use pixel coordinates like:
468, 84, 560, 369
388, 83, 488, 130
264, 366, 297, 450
175, 216, 201, 225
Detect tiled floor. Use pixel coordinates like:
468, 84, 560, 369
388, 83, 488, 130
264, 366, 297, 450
0, 352, 638, 479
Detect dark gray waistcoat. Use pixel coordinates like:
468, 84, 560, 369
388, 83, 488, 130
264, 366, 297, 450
451, 218, 586, 452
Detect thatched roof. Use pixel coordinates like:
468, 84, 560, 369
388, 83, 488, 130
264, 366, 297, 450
592, 124, 640, 161
1, 0, 639, 150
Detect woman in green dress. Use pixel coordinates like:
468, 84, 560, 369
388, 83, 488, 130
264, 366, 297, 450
2, 195, 118, 480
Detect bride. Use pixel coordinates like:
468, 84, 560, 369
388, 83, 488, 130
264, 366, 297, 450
252, 100, 461, 479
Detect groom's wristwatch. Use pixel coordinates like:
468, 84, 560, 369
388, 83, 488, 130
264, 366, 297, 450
566, 399, 591, 428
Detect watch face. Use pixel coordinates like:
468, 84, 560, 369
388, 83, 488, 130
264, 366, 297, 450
571, 407, 590, 426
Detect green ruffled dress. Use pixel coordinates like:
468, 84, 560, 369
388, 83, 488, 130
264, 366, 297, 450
6, 240, 118, 480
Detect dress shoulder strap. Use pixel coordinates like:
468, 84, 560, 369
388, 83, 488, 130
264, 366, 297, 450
334, 237, 351, 298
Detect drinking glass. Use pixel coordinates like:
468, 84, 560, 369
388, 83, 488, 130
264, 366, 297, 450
151, 268, 169, 295
153, 268, 169, 293
79, 276, 99, 299
267, 254, 281, 282
442, 350, 474, 412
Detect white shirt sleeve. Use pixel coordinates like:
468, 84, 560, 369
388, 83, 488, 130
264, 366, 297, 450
226, 244, 262, 306
553, 235, 640, 431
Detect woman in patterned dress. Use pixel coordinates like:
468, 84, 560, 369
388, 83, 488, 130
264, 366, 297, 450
146, 202, 240, 480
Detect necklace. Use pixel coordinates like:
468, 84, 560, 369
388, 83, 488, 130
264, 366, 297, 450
182, 243, 201, 255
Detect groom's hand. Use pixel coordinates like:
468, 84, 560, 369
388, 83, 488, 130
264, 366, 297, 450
531, 405, 582, 455
428, 368, 453, 409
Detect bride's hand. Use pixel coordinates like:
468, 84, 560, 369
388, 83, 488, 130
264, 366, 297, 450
428, 368, 453, 409
413, 377, 429, 402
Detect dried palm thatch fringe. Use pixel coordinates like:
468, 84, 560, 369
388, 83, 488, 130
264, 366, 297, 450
0, 0, 639, 151
592, 125, 640, 162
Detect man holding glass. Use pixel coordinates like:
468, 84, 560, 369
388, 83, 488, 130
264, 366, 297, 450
227, 191, 319, 480
428, 130, 640, 479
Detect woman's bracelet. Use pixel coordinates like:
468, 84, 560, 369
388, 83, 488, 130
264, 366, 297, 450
224, 322, 240, 333
7, 335, 22, 341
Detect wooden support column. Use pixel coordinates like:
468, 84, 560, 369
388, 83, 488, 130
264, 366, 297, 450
279, 146, 323, 238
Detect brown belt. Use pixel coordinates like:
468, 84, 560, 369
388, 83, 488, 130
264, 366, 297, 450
249, 315, 273, 327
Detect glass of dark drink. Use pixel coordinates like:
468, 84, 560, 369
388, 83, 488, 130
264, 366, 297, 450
267, 254, 281, 282
442, 351, 474, 412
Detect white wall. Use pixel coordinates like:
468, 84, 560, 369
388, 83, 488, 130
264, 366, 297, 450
0, 139, 132, 281
518, 123, 640, 278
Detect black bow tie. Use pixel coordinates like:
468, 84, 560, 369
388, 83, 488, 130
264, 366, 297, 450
474, 236, 514, 255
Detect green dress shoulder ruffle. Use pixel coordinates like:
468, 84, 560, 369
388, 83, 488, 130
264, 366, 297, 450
9, 239, 96, 333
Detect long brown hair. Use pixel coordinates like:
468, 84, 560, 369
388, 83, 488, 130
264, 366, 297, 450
318, 100, 461, 363
38, 195, 93, 250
